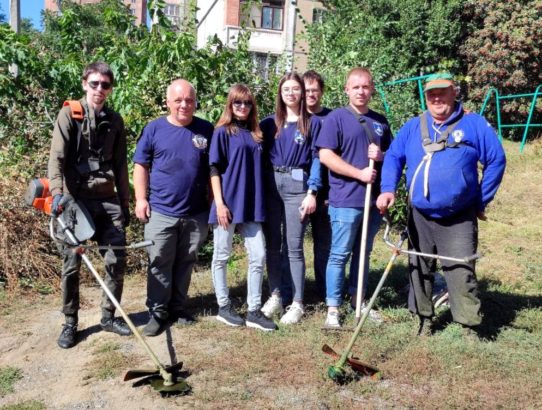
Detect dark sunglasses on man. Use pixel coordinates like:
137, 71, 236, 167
88, 80, 112, 90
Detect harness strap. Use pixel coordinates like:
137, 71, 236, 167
420, 111, 463, 153
411, 111, 466, 201
345, 105, 378, 145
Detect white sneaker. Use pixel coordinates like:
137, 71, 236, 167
361, 302, 383, 323
324, 311, 341, 328
261, 295, 283, 318
433, 290, 449, 309
280, 302, 304, 324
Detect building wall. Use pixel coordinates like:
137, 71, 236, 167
294, 0, 325, 72
197, 1, 292, 59
196, 0, 326, 73
44, 0, 147, 25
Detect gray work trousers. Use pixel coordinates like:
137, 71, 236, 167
59, 197, 126, 319
144, 210, 208, 320
264, 169, 308, 303
407, 206, 481, 326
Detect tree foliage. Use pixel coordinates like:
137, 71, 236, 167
0, 0, 279, 175
303, 0, 465, 129
459, 0, 542, 135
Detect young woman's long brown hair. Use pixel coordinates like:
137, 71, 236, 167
216, 83, 263, 143
274, 72, 310, 138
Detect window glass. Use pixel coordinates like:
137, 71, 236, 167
272, 8, 282, 29
262, 7, 273, 29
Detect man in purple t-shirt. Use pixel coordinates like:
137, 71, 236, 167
133, 79, 213, 336
316, 67, 391, 328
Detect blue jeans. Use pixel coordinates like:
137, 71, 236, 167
326, 206, 382, 307
211, 222, 266, 311
264, 169, 308, 303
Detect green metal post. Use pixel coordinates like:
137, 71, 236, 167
520, 85, 542, 153
479, 88, 502, 141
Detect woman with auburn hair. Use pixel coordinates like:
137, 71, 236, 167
260, 72, 322, 325
210, 84, 277, 332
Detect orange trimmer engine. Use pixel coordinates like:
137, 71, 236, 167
24, 178, 53, 215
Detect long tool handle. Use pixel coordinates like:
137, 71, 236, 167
74, 240, 154, 251
55, 218, 174, 386
355, 159, 375, 321
336, 232, 407, 370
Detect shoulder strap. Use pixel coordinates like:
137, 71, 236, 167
63, 100, 84, 121
344, 105, 378, 145
63, 100, 87, 160
419, 110, 465, 153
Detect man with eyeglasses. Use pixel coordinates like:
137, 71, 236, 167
303, 70, 332, 301
48, 61, 131, 349
133, 79, 214, 336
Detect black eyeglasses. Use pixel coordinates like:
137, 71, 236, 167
88, 80, 112, 90
232, 100, 253, 108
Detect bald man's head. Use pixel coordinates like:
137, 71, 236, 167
166, 79, 197, 126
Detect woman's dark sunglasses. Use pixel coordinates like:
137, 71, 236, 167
232, 100, 253, 108
88, 80, 112, 90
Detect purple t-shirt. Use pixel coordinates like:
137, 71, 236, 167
209, 125, 265, 224
260, 115, 321, 169
133, 116, 214, 217
316, 107, 392, 208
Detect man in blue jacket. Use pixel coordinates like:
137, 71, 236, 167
376, 72, 506, 334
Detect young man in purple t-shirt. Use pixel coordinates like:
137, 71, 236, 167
133, 79, 214, 336
304, 70, 332, 301
316, 67, 392, 328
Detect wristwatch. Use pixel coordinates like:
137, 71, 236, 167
307, 189, 317, 196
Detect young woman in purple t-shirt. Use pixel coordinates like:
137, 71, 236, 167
260, 72, 322, 325
210, 84, 277, 332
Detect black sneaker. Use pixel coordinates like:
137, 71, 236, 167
100, 317, 132, 336
170, 310, 196, 326
143, 315, 166, 337
58, 323, 77, 349
246, 310, 277, 332
216, 303, 245, 327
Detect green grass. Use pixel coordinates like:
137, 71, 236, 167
85, 342, 131, 381
0, 367, 22, 397
1, 139, 541, 408
0, 400, 46, 410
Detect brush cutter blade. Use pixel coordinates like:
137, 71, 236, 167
124, 362, 184, 381
327, 365, 347, 384
322, 344, 380, 379
150, 376, 191, 395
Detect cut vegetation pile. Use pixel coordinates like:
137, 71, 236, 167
1, 139, 541, 409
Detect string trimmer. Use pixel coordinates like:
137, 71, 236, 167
25, 178, 190, 394
325, 214, 480, 384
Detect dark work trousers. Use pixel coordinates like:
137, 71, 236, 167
310, 197, 331, 301
59, 197, 126, 319
144, 210, 208, 320
407, 206, 481, 326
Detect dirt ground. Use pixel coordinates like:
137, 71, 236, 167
0, 277, 201, 410
0, 274, 340, 410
